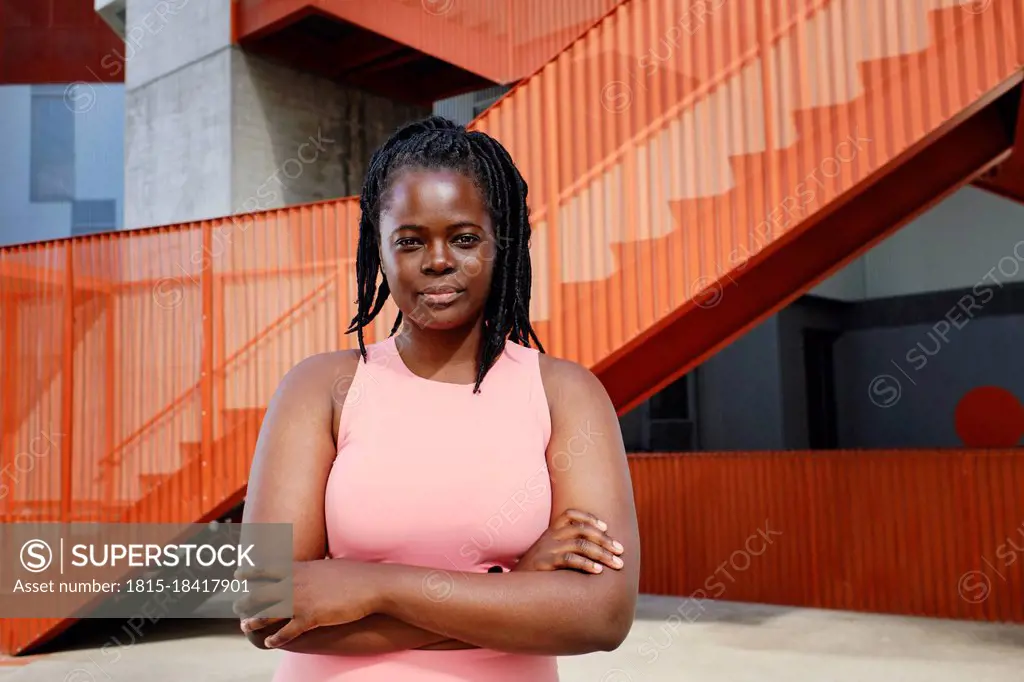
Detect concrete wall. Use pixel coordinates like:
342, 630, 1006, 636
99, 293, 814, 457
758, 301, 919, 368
123, 0, 225, 92
813, 186, 1024, 301
835, 315, 1024, 448
433, 85, 511, 127
122, 0, 232, 229
806, 187, 1024, 448
122, 0, 429, 230
696, 315, 787, 451
232, 52, 427, 208
125, 48, 232, 228
677, 290, 1024, 452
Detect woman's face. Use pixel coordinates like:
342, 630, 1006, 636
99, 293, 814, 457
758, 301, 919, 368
378, 168, 496, 331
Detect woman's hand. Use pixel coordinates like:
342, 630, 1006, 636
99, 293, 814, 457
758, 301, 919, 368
237, 558, 382, 649
416, 511, 625, 652
239, 509, 624, 648
512, 508, 625, 575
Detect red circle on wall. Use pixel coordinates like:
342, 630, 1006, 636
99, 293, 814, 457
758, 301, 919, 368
954, 386, 1024, 448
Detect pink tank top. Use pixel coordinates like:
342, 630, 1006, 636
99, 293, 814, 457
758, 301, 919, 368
272, 335, 560, 681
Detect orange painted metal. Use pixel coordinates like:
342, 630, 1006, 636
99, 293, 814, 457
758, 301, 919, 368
628, 450, 1024, 623
2, 0, 1024, 656
234, 0, 623, 83
0, 0, 123, 84
599, 80, 1022, 414
976, 165, 1024, 204
474, 0, 1023, 412
974, 85, 1024, 203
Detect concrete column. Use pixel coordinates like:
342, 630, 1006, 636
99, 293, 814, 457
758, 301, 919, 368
122, 0, 428, 230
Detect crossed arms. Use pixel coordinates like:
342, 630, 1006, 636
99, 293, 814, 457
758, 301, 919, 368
239, 350, 640, 656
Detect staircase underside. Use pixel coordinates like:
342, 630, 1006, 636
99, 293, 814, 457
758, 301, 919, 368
233, 0, 623, 104
976, 161, 1024, 203
974, 86, 1024, 203
236, 7, 495, 104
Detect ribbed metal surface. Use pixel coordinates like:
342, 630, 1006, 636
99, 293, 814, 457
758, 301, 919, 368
236, 0, 624, 83
628, 450, 1024, 623
2, 0, 1023, 656
474, 0, 1023, 371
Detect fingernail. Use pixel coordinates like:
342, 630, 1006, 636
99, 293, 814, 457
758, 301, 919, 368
612, 556, 624, 568
594, 564, 603, 573
612, 541, 624, 553
597, 520, 608, 531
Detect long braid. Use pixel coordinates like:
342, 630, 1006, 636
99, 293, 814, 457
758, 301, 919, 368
347, 115, 543, 392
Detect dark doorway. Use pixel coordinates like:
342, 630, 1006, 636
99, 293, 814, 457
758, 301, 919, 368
803, 329, 840, 449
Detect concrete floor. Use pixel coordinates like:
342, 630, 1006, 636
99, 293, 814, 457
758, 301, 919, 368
3, 595, 1024, 681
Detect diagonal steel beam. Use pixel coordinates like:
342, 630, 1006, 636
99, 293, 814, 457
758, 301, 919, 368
596, 81, 1022, 416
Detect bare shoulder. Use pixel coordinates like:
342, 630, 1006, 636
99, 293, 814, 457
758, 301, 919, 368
245, 348, 365, 538
537, 354, 616, 423
290, 347, 361, 375
270, 348, 363, 409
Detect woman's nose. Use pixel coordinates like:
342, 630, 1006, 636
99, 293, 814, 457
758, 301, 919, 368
422, 241, 454, 273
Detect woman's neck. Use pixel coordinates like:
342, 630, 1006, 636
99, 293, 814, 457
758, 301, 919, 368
394, 318, 484, 380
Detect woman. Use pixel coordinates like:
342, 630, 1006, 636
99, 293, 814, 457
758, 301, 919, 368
237, 116, 640, 681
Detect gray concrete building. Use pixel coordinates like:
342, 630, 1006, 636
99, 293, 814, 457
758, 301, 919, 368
119, 0, 427, 230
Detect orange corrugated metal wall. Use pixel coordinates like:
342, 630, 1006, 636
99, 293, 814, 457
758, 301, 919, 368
474, 0, 1023, 381
628, 451, 1024, 623
2, 0, 1024, 655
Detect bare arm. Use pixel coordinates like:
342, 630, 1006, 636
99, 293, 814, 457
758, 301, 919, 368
363, 358, 641, 655
245, 615, 473, 654
241, 351, 464, 654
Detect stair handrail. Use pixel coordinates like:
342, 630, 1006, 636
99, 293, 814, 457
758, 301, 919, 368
96, 267, 345, 477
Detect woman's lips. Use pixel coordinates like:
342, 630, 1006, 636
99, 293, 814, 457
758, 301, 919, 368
420, 290, 463, 306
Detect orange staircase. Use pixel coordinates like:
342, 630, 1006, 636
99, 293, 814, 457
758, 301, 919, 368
2, 0, 1023, 656
497, 0, 1023, 413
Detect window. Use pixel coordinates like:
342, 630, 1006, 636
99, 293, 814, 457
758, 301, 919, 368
30, 88, 76, 202
71, 200, 117, 236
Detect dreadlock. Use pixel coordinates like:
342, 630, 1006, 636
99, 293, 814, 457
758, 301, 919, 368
345, 115, 544, 394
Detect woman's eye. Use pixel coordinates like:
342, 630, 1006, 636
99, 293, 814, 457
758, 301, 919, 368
395, 238, 418, 247
453, 234, 480, 246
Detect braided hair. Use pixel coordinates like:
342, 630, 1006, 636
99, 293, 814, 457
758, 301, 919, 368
345, 115, 544, 393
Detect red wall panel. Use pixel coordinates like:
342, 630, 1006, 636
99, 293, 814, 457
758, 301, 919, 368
629, 450, 1024, 624
0, 0, 123, 84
